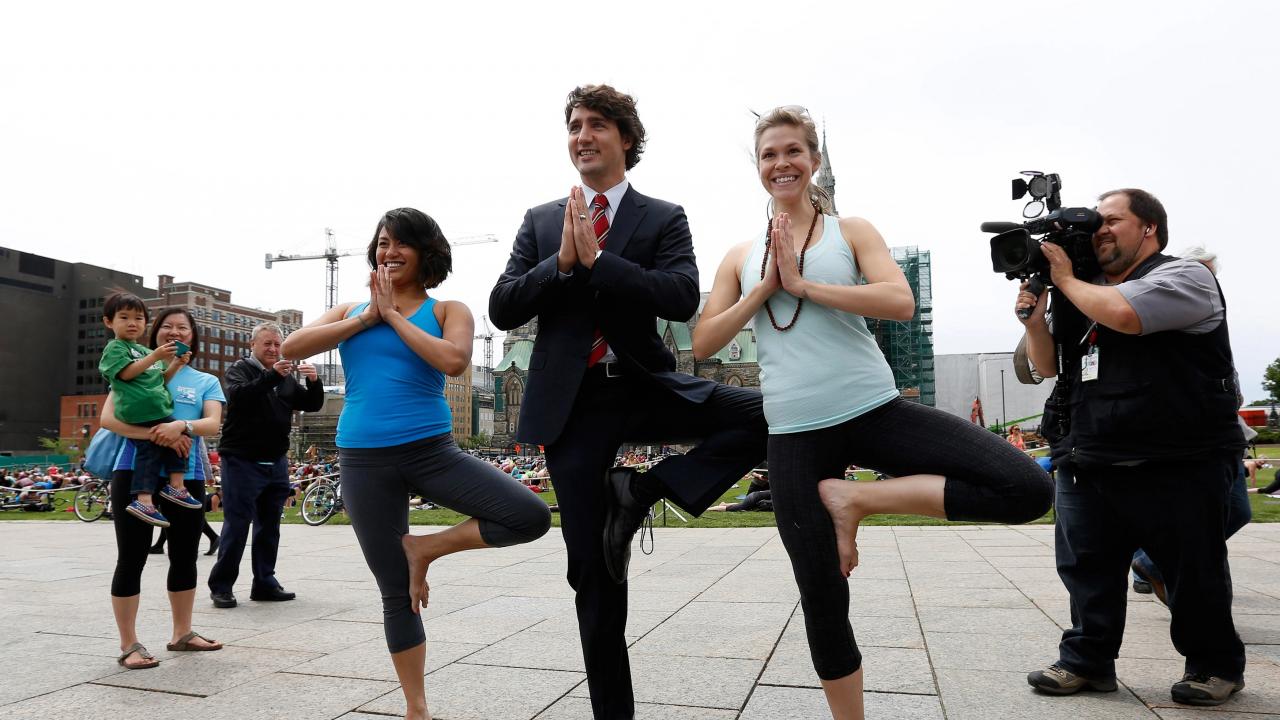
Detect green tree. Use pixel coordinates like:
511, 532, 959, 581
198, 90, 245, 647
38, 436, 83, 464
1264, 357, 1280, 403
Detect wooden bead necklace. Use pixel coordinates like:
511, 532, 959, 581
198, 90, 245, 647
760, 201, 821, 331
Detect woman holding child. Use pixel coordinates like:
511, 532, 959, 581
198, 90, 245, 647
101, 306, 226, 669
282, 207, 550, 720
691, 106, 1053, 719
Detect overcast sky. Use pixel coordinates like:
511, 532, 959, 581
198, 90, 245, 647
4, 0, 1277, 401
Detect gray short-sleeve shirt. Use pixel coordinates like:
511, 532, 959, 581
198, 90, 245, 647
1100, 257, 1224, 335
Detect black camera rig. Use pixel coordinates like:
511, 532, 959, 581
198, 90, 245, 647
982, 171, 1103, 319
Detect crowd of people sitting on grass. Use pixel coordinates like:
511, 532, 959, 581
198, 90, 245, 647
0, 463, 92, 506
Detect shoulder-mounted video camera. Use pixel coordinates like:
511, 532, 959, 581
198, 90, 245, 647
981, 172, 1103, 318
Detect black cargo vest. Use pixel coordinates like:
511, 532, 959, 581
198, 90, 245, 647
1066, 253, 1243, 467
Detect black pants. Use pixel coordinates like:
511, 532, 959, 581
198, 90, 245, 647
208, 455, 291, 595
1055, 459, 1245, 682
769, 398, 1052, 680
545, 371, 767, 720
726, 489, 772, 511
111, 471, 206, 596
153, 521, 219, 550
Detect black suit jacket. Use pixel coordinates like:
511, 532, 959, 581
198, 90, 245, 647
489, 186, 714, 446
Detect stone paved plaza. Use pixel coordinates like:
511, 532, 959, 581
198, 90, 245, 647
0, 520, 1277, 719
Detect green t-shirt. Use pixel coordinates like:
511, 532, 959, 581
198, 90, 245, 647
99, 338, 174, 424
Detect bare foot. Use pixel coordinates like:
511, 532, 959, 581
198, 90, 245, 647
818, 478, 865, 578
402, 534, 434, 613
405, 702, 431, 720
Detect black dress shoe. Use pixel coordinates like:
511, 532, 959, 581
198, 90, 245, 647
211, 591, 237, 609
602, 468, 653, 584
250, 586, 296, 602
149, 544, 165, 555
204, 537, 219, 556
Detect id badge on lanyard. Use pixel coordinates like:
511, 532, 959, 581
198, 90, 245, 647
1080, 322, 1099, 382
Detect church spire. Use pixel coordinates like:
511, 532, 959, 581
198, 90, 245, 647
815, 124, 837, 214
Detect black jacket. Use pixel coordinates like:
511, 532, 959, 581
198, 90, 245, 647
219, 357, 325, 461
489, 186, 712, 446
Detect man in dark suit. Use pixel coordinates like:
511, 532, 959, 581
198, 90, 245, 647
489, 84, 767, 719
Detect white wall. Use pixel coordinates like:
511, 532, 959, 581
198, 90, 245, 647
935, 353, 1057, 432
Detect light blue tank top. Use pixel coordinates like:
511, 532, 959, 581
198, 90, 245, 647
336, 299, 452, 448
741, 215, 900, 434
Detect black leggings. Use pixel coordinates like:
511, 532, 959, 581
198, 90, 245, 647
768, 398, 1053, 680
111, 470, 206, 597
1257, 474, 1280, 495
341, 433, 552, 653
152, 521, 218, 549
726, 490, 772, 511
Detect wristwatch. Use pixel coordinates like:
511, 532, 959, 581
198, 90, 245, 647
182, 421, 194, 436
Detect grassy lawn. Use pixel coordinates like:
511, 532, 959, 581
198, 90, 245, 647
5, 446, 1278, 527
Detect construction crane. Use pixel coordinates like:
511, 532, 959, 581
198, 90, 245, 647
265, 228, 498, 385
474, 315, 500, 392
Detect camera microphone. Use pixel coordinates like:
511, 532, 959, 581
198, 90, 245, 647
981, 221, 1021, 233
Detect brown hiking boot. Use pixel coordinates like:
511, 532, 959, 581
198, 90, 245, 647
1171, 673, 1244, 706
1027, 664, 1118, 695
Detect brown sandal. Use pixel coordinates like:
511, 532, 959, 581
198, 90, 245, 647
117, 642, 160, 669
166, 630, 222, 652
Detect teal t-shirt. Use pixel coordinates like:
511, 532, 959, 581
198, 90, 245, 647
113, 366, 225, 479
99, 338, 174, 424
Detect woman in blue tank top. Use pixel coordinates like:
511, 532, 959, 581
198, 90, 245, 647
693, 107, 1052, 719
282, 208, 550, 720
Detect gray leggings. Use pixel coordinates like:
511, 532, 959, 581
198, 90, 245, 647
340, 433, 552, 653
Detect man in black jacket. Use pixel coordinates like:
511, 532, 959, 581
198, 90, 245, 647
489, 84, 767, 719
208, 322, 324, 608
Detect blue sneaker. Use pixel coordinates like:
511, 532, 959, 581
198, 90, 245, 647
159, 485, 202, 510
126, 501, 171, 528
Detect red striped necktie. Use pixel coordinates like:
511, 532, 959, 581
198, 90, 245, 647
587, 193, 610, 367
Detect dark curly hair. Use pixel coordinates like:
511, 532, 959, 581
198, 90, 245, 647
366, 208, 452, 289
564, 84, 646, 171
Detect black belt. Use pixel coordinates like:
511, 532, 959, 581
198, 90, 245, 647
585, 361, 626, 380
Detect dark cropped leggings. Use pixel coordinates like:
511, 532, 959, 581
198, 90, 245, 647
340, 433, 552, 653
769, 398, 1053, 680
111, 470, 206, 597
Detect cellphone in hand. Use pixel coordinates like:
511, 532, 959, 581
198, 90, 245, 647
174, 341, 191, 356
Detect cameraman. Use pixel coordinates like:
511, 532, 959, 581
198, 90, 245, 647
1016, 189, 1245, 706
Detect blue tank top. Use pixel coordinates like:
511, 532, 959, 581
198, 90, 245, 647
740, 215, 900, 434
336, 299, 452, 448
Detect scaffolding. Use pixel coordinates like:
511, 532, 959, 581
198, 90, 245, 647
867, 246, 936, 406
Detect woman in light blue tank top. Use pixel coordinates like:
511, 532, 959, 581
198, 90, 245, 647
693, 107, 1052, 718
282, 208, 550, 720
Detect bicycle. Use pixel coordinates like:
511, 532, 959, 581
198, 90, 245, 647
73, 478, 111, 522
300, 472, 343, 526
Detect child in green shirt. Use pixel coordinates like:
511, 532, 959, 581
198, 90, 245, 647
99, 293, 203, 527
